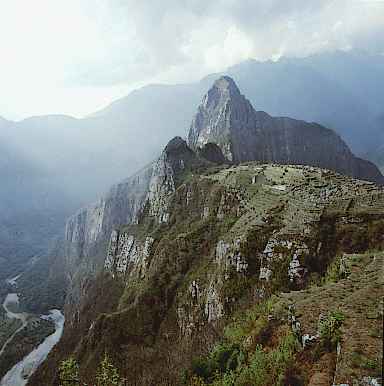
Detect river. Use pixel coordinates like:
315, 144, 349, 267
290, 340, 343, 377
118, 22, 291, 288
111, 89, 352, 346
0, 294, 28, 358
0, 277, 65, 386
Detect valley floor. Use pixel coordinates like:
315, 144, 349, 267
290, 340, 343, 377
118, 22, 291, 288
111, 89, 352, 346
0, 278, 63, 385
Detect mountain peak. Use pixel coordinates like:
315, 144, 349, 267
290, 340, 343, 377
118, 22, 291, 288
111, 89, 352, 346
187, 77, 384, 184
212, 76, 240, 93
188, 76, 254, 160
164, 136, 188, 153
162, 136, 204, 177
203, 76, 241, 110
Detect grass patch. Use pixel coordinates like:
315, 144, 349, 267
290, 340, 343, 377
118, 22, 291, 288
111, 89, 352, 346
350, 352, 382, 376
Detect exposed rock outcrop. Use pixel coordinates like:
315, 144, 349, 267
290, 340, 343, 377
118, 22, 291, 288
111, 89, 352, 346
188, 76, 384, 184
147, 136, 204, 223
198, 142, 228, 164
63, 137, 206, 320
63, 165, 153, 321
104, 230, 154, 279
65, 165, 154, 260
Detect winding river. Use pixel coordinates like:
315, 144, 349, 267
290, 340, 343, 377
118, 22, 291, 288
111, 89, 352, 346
0, 277, 65, 386
0, 294, 28, 358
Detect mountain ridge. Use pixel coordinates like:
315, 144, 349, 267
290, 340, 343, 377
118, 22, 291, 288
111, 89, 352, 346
52, 77, 384, 314
188, 76, 383, 185
28, 133, 384, 385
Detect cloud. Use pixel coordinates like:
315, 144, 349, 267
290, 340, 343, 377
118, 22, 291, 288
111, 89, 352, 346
0, 0, 383, 119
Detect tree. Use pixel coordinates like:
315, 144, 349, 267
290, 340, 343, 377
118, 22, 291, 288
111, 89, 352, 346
96, 352, 124, 386
59, 357, 80, 386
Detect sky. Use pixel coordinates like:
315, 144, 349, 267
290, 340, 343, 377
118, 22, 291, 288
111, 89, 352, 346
0, 0, 383, 120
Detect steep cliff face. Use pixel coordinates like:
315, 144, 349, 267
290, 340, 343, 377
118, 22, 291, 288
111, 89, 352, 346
65, 165, 154, 257
62, 137, 211, 323
30, 136, 384, 385
63, 165, 153, 322
188, 76, 384, 184
147, 136, 205, 224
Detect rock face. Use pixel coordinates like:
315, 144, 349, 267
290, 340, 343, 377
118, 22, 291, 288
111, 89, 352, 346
63, 165, 153, 321
188, 76, 384, 184
64, 137, 201, 260
104, 230, 154, 279
65, 165, 153, 259
198, 142, 228, 164
63, 137, 206, 320
147, 136, 204, 223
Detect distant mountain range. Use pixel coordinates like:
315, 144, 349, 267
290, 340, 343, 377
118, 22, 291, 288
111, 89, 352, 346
0, 50, 383, 273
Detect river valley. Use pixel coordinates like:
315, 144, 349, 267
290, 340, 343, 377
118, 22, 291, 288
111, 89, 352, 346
0, 277, 64, 386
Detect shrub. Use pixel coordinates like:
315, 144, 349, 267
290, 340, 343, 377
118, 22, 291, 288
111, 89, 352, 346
210, 343, 244, 373
59, 357, 80, 386
191, 343, 244, 383
236, 333, 296, 386
58, 353, 124, 386
323, 256, 350, 284
268, 332, 297, 383
351, 351, 382, 375
187, 299, 298, 386
190, 331, 297, 386
189, 375, 207, 386
236, 345, 268, 386
318, 310, 345, 351
224, 297, 279, 351
211, 371, 237, 386
191, 357, 213, 381
96, 352, 124, 386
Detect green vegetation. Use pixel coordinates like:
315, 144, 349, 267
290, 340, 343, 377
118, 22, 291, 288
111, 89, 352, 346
223, 299, 276, 346
189, 343, 244, 383
335, 219, 384, 253
270, 257, 292, 292
59, 353, 124, 386
96, 353, 125, 386
350, 351, 382, 377
185, 298, 299, 386
59, 357, 80, 386
318, 310, 345, 351
220, 268, 257, 305
323, 255, 350, 284
45, 162, 384, 386
0, 315, 22, 349
186, 332, 298, 386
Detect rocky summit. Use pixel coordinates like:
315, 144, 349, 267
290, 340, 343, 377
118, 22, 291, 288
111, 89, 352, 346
26, 78, 383, 386
188, 76, 383, 185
